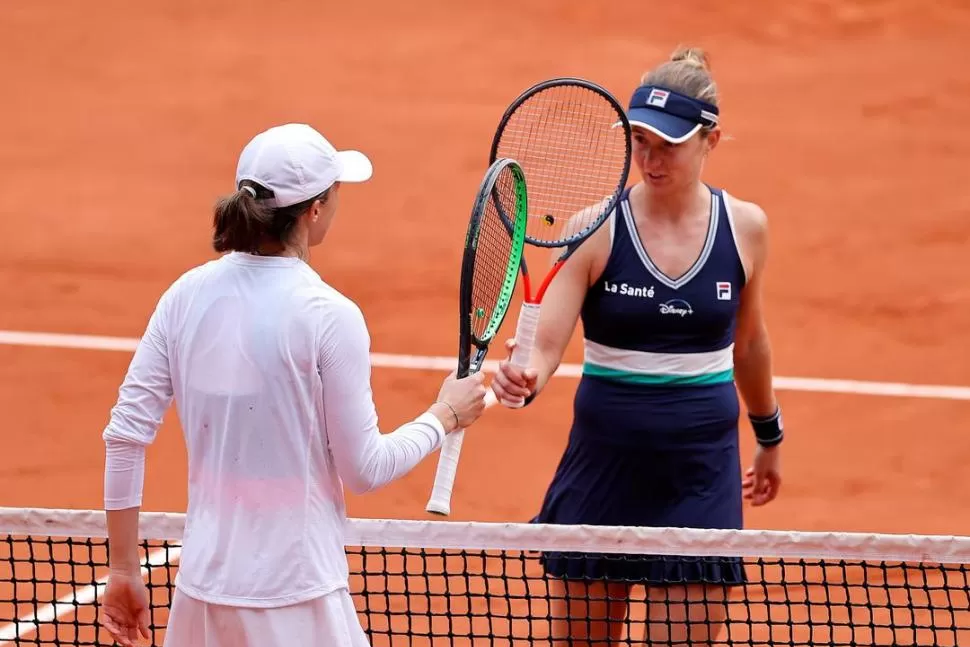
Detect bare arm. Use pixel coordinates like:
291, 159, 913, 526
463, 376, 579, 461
529, 250, 594, 395
731, 198, 779, 418
493, 212, 612, 404
106, 507, 142, 574
102, 505, 152, 646
732, 197, 784, 505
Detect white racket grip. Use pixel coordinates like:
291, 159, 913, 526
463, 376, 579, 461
425, 429, 464, 516
425, 389, 498, 516
506, 302, 540, 407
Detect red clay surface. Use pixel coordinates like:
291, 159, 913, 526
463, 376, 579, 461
1, 0, 970, 643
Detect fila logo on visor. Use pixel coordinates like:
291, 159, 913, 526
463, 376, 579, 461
647, 89, 670, 108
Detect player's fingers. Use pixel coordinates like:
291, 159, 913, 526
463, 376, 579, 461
101, 612, 124, 634
497, 365, 529, 389
504, 338, 517, 358
105, 624, 132, 647
523, 369, 539, 390
490, 379, 523, 405
499, 381, 531, 399
757, 472, 778, 505
100, 619, 121, 643
743, 483, 757, 501
506, 378, 533, 397
497, 393, 525, 408
741, 467, 754, 488
750, 470, 768, 505
497, 383, 527, 408
764, 472, 782, 503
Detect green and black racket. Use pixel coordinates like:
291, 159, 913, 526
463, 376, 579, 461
425, 157, 528, 516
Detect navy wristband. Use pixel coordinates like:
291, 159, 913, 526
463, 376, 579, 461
749, 407, 783, 447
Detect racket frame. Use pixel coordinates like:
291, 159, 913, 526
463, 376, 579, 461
489, 76, 632, 304
457, 161, 528, 378
488, 77, 632, 396
425, 157, 528, 516
489, 76, 633, 250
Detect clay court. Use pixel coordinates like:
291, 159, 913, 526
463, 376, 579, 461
1, 0, 969, 644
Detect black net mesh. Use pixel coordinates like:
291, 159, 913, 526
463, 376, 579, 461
2, 515, 970, 646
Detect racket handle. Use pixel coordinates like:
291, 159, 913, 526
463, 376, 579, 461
425, 390, 499, 516
505, 302, 540, 407
425, 428, 465, 516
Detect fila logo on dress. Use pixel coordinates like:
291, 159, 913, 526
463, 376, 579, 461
716, 282, 732, 301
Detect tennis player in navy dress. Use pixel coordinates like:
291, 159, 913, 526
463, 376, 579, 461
492, 48, 786, 645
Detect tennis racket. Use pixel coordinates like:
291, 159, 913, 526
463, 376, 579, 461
425, 157, 528, 516
489, 77, 632, 405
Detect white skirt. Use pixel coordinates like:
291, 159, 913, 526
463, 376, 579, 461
163, 586, 372, 647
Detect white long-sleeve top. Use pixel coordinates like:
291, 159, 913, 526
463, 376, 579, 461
102, 252, 445, 607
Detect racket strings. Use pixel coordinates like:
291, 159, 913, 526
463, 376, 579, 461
495, 84, 628, 245
469, 165, 520, 343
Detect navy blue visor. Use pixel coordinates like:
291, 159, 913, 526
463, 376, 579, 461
626, 85, 719, 143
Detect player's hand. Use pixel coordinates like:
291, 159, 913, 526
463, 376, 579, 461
100, 571, 150, 646
433, 370, 487, 432
742, 445, 782, 506
491, 339, 539, 408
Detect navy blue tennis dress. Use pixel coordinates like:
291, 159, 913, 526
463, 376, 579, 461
535, 184, 747, 586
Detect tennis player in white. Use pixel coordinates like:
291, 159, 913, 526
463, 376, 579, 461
98, 123, 488, 646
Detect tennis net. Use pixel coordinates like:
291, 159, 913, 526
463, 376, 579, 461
1, 507, 969, 646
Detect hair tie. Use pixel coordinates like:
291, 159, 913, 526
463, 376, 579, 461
240, 185, 257, 198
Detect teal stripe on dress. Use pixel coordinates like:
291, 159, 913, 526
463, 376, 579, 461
583, 363, 735, 386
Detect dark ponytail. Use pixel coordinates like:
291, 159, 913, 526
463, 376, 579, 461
212, 181, 330, 254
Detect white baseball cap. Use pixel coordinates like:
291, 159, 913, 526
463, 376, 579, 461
235, 123, 373, 208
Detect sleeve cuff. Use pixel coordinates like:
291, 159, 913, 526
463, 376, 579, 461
104, 440, 147, 510
415, 411, 446, 449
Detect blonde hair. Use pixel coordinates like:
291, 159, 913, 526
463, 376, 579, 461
642, 46, 718, 105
